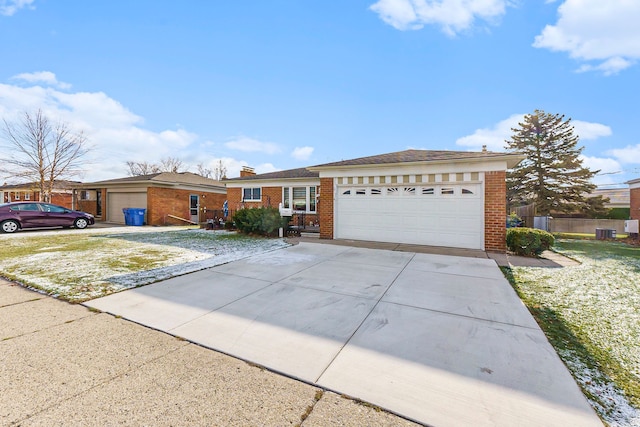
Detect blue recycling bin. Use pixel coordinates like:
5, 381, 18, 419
122, 208, 133, 225
130, 208, 146, 226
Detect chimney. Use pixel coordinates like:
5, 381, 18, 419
240, 166, 256, 177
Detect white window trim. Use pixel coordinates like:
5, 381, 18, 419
282, 186, 317, 213
242, 187, 262, 202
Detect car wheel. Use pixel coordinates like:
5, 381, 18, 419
74, 218, 89, 229
1, 220, 19, 233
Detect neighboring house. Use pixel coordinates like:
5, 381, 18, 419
0, 181, 78, 208
226, 149, 523, 252
629, 178, 640, 221
591, 188, 630, 210
73, 172, 226, 225
591, 187, 630, 219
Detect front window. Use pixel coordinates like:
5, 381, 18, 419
283, 186, 317, 212
243, 187, 261, 201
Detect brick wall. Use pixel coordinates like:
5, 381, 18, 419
147, 187, 226, 226
484, 171, 507, 252
319, 177, 334, 239
50, 193, 73, 209
227, 186, 282, 211
631, 188, 640, 221
75, 198, 98, 216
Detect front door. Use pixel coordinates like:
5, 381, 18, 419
189, 194, 199, 223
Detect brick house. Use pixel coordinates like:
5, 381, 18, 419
0, 181, 78, 208
73, 172, 226, 225
226, 149, 523, 252
629, 177, 640, 221
225, 166, 321, 229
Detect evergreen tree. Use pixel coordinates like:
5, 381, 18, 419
506, 110, 598, 216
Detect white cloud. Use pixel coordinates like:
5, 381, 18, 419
533, 0, 640, 74
580, 155, 624, 186
457, 114, 613, 151
11, 71, 71, 89
224, 136, 280, 154
291, 146, 314, 161
0, 0, 35, 16
572, 120, 611, 140
607, 144, 640, 166
0, 79, 198, 181
455, 113, 522, 150
369, 0, 510, 36
0, 76, 295, 182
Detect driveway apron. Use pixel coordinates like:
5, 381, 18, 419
85, 242, 602, 427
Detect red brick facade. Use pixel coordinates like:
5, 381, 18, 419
147, 187, 226, 226
227, 185, 319, 227
226, 186, 282, 210
319, 178, 334, 239
2, 190, 72, 208
631, 187, 640, 221
75, 188, 106, 219
484, 170, 507, 252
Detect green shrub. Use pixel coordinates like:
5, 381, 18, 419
506, 227, 555, 256
232, 207, 288, 236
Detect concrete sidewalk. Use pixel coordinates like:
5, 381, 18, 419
0, 279, 418, 426
86, 242, 601, 427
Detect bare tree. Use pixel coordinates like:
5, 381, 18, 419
126, 157, 186, 176
125, 160, 161, 176
1, 109, 89, 202
159, 156, 185, 173
195, 162, 212, 178
213, 159, 228, 181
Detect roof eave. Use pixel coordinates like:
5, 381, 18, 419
307, 154, 526, 172
224, 176, 320, 185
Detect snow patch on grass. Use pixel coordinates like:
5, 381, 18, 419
0, 228, 289, 302
560, 349, 640, 427
511, 239, 640, 426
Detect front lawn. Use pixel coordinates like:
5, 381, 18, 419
507, 239, 640, 427
0, 228, 288, 302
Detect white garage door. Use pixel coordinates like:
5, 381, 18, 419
107, 192, 147, 224
335, 183, 484, 249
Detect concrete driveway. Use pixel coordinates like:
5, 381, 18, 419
86, 242, 602, 427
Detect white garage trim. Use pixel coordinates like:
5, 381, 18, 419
107, 192, 148, 224
334, 182, 484, 249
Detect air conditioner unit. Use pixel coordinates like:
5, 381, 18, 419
625, 220, 639, 234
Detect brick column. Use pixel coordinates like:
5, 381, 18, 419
631, 188, 640, 221
484, 171, 507, 252
319, 177, 334, 239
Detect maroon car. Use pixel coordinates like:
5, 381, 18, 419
0, 202, 95, 233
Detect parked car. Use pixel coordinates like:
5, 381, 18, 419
0, 202, 95, 233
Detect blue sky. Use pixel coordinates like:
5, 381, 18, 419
1, 0, 639, 187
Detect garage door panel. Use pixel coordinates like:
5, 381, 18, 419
107, 192, 147, 224
336, 184, 483, 249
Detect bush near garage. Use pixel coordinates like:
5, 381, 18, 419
506, 227, 555, 256
232, 207, 288, 236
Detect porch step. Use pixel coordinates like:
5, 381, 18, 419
300, 232, 320, 238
